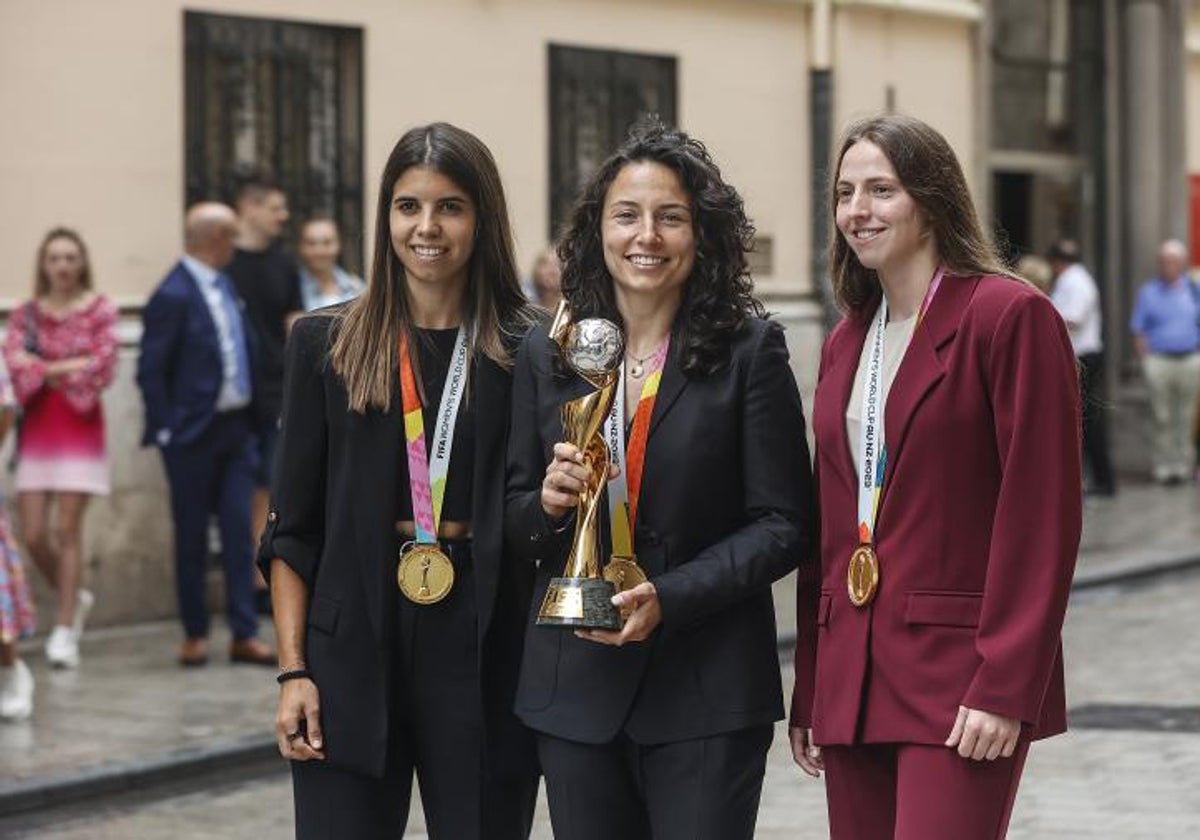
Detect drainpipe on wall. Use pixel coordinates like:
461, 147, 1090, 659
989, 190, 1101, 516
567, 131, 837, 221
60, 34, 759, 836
810, 0, 838, 328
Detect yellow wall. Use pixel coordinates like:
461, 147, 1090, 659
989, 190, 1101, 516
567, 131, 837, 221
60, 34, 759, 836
0, 0, 816, 304
832, 7, 978, 186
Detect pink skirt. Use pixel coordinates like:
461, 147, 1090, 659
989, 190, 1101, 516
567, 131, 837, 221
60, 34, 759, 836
0, 508, 35, 643
15, 387, 110, 495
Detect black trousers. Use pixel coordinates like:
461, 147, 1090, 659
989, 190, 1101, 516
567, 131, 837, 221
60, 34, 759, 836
292, 542, 531, 840
1079, 352, 1115, 493
537, 725, 773, 840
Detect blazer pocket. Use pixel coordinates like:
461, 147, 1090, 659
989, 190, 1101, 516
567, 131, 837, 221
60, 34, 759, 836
307, 594, 341, 637
904, 590, 983, 628
817, 593, 832, 628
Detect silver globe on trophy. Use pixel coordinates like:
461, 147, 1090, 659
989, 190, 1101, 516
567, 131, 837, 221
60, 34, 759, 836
536, 303, 626, 630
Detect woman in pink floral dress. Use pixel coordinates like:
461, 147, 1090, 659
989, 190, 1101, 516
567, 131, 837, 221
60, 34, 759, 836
3, 228, 117, 669
0, 355, 37, 719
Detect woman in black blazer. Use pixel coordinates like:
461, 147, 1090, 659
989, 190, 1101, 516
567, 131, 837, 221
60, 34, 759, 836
505, 119, 817, 840
260, 123, 539, 839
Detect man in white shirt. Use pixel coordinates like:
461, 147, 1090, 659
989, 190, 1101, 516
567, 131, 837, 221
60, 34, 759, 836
1047, 240, 1115, 495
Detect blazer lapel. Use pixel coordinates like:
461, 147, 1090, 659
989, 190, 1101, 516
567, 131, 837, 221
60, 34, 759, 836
350, 396, 401, 644
647, 342, 688, 438
881, 274, 978, 488
469, 355, 508, 643
821, 317, 870, 494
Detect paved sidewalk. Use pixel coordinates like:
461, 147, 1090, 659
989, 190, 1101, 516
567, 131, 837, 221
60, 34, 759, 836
2, 480, 1199, 827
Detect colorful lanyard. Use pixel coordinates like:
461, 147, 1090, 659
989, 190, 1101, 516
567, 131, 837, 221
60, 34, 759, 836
399, 328, 470, 545
856, 268, 944, 547
604, 335, 671, 557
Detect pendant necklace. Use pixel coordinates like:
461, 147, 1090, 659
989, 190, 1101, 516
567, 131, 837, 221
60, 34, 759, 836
626, 349, 653, 379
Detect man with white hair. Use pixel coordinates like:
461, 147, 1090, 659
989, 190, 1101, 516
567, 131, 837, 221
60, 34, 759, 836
1130, 239, 1200, 484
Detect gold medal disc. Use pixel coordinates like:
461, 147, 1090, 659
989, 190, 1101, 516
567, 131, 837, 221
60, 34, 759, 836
603, 556, 648, 620
847, 545, 879, 607
398, 543, 455, 605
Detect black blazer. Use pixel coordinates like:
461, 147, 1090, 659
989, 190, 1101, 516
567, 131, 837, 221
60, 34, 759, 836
505, 317, 816, 744
137, 261, 270, 447
259, 312, 537, 782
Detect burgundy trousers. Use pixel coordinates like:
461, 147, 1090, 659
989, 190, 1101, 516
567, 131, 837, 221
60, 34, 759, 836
822, 741, 1029, 839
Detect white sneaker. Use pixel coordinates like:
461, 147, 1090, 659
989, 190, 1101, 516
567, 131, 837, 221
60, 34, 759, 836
0, 659, 34, 720
73, 588, 94, 640
45, 625, 80, 669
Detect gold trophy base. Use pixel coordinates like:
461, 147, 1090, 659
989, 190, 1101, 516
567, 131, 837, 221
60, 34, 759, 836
536, 577, 620, 630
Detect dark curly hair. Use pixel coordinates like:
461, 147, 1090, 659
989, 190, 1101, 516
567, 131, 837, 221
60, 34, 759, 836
556, 117, 764, 378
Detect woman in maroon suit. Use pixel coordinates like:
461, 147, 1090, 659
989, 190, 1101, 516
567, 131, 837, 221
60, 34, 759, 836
790, 114, 1082, 838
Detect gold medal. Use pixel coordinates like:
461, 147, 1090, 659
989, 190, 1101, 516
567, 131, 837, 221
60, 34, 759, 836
847, 545, 879, 607
603, 556, 647, 593
397, 543, 455, 605
603, 556, 648, 621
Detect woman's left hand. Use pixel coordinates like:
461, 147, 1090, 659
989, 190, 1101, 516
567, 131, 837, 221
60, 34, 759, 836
945, 705, 1021, 760
575, 582, 662, 646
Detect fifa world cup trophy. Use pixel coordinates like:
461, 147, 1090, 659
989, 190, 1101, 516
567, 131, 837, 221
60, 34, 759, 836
536, 306, 625, 629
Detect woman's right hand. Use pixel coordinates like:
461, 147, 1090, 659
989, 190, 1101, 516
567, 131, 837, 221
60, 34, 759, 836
541, 442, 593, 520
276, 677, 325, 762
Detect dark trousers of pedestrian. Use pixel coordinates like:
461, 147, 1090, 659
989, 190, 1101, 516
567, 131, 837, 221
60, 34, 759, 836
1079, 352, 1116, 494
161, 410, 258, 640
536, 724, 773, 840
822, 741, 1029, 840
291, 542, 531, 840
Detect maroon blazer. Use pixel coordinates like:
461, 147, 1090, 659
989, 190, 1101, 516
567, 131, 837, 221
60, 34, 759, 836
790, 274, 1082, 746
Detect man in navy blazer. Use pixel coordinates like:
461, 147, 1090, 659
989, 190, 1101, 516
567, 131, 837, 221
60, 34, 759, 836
137, 202, 275, 667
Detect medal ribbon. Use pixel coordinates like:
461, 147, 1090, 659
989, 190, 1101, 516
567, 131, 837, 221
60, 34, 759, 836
399, 328, 470, 545
605, 335, 671, 557
856, 268, 944, 547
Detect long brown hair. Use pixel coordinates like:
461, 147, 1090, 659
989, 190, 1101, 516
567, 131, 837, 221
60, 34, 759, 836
829, 114, 1011, 319
34, 227, 93, 297
330, 123, 536, 413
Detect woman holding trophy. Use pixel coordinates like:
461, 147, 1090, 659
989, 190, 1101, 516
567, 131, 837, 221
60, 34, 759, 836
789, 114, 1082, 838
259, 123, 539, 839
505, 118, 816, 839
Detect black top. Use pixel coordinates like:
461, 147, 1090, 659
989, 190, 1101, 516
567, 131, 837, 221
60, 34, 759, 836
227, 244, 302, 417
257, 313, 538, 784
397, 327, 475, 524
505, 318, 816, 745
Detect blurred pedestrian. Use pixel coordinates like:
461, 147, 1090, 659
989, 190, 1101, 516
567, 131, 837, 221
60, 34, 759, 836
262, 123, 540, 839
1015, 253, 1053, 295
1130, 239, 1200, 484
228, 174, 303, 612
297, 217, 365, 311
1048, 239, 1116, 495
136, 203, 275, 667
3, 228, 117, 669
0, 356, 37, 720
508, 119, 814, 840
527, 247, 563, 309
791, 114, 1081, 840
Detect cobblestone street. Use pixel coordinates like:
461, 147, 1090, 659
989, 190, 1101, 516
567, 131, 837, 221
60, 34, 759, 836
5, 567, 1197, 839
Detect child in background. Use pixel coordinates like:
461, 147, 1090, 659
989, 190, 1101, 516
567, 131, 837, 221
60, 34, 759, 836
0, 357, 36, 720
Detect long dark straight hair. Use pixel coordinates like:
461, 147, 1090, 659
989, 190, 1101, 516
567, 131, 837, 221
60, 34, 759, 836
330, 123, 536, 413
829, 114, 1013, 320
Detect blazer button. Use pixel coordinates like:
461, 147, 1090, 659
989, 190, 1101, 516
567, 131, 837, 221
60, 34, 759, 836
267, 510, 278, 523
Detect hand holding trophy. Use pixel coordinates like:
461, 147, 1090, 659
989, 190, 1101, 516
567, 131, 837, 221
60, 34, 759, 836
537, 305, 628, 630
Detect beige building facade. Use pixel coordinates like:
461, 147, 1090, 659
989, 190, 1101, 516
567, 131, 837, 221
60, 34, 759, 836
0, 0, 1194, 627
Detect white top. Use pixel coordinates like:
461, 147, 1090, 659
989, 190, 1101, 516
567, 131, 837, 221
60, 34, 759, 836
1049, 262, 1103, 355
846, 310, 917, 480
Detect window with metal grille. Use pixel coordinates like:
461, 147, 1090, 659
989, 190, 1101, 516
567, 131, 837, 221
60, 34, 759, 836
184, 12, 364, 273
548, 44, 677, 241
